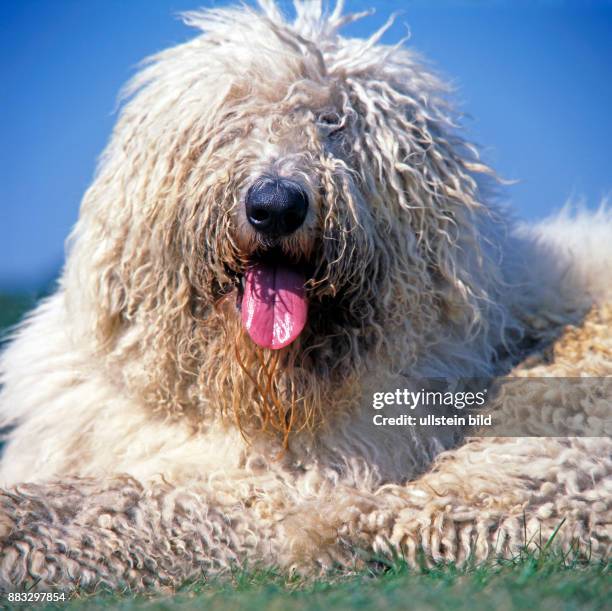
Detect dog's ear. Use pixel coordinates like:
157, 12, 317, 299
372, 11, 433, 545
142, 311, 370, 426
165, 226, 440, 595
64, 206, 147, 350
63, 153, 239, 363
342, 59, 502, 338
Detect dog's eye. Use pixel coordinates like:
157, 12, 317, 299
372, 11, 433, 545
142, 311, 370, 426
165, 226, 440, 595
319, 113, 339, 125
318, 113, 345, 140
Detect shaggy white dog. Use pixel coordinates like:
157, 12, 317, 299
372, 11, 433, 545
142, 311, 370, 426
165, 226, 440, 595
0, 1, 610, 591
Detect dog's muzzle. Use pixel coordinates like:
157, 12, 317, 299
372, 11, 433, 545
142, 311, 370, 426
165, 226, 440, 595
235, 177, 311, 351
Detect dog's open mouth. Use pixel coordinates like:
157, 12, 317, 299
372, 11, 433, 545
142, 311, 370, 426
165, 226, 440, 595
237, 248, 309, 350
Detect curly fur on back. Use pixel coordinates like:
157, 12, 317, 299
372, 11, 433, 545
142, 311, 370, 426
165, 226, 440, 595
0, 1, 610, 592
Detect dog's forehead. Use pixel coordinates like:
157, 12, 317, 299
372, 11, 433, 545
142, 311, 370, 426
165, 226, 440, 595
187, 17, 396, 101
216, 60, 344, 124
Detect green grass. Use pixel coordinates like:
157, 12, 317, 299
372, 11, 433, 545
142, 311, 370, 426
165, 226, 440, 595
0, 295, 610, 610
22, 551, 611, 611
0, 293, 36, 335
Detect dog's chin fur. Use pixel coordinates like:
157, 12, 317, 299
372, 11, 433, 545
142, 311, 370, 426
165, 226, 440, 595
0, 0, 610, 592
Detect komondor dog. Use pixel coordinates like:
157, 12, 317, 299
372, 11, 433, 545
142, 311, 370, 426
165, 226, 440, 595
0, 1, 610, 592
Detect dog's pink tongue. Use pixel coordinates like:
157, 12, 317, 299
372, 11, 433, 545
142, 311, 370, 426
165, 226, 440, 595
242, 262, 308, 350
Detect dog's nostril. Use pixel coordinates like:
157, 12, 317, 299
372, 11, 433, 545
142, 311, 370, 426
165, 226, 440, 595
251, 209, 269, 223
246, 178, 308, 237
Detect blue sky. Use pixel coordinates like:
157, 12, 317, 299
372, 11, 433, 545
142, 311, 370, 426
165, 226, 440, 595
1, 0, 611, 290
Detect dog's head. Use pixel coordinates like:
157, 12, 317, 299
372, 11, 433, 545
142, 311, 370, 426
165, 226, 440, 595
67, 1, 502, 439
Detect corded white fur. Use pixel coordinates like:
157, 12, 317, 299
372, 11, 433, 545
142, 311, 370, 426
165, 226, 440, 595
0, 1, 609, 592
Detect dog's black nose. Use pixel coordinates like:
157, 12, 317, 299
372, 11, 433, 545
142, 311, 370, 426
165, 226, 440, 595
245, 178, 308, 237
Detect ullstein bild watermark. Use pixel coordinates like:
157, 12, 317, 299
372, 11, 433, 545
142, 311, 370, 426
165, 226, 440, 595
367, 378, 612, 438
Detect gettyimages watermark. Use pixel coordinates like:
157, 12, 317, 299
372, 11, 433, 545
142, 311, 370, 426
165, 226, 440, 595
366, 378, 612, 437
